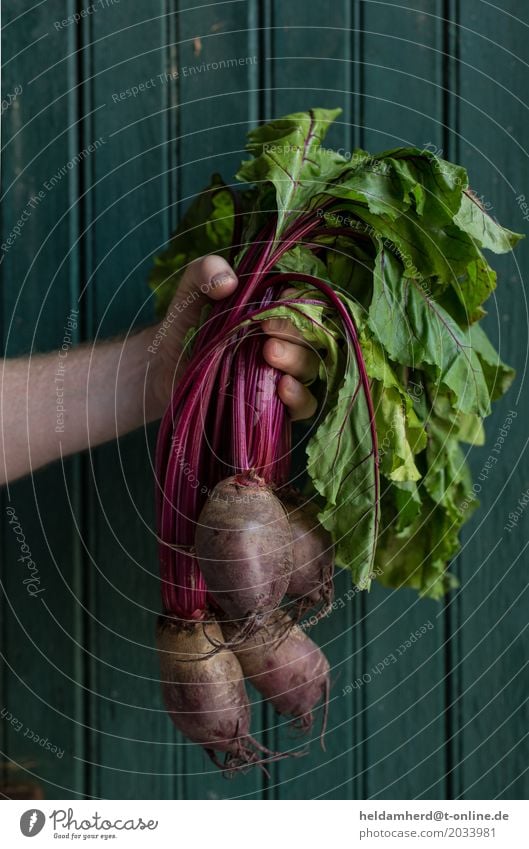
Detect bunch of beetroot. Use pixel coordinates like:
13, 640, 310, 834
152, 107, 519, 774
154, 251, 344, 773
152, 115, 380, 774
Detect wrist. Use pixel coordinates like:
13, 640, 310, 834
138, 324, 169, 423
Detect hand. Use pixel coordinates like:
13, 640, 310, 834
149, 256, 318, 421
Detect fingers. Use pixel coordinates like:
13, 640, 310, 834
174, 263, 318, 421
261, 288, 321, 420
262, 337, 319, 383
278, 375, 318, 422
181, 255, 238, 301
261, 317, 310, 347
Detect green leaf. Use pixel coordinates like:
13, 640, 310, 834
307, 349, 378, 587
423, 421, 476, 522
148, 174, 237, 317
328, 147, 467, 224
392, 480, 422, 531
375, 499, 460, 599
274, 243, 330, 281
373, 382, 422, 483
368, 242, 491, 416
236, 107, 345, 238
454, 190, 524, 254
469, 323, 516, 401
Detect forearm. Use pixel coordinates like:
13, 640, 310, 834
0, 327, 164, 485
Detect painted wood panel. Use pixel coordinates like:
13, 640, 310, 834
1, 1, 85, 799
1, 0, 528, 801
360, 0, 447, 800
452, 0, 529, 801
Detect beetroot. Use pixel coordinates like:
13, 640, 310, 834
156, 614, 294, 773
281, 490, 335, 618
195, 474, 293, 630
223, 610, 330, 746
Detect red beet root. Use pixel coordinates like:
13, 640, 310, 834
195, 474, 293, 631
282, 491, 335, 619
156, 614, 294, 774
223, 610, 330, 747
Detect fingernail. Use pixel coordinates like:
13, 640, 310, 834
210, 272, 235, 291
273, 341, 285, 358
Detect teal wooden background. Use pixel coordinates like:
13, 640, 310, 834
1, 0, 528, 800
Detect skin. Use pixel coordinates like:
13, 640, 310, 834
0, 257, 319, 485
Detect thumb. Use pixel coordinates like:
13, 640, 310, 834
176, 255, 238, 305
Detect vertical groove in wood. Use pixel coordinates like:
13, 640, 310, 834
68, 0, 86, 798
168, 0, 184, 801
78, 3, 97, 799
168, 0, 180, 236
343, 1, 353, 147
0, 6, 12, 789
260, 0, 274, 122
453, 0, 528, 800
341, 0, 357, 801
353, 0, 364, 149
1, 2, 88, 799
247, 1, 260, 129
360, 1, 447, 801
442, 0, 461, 802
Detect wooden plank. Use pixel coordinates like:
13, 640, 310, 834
267, 0, 364, 800
84, 1, 175, 799
176, 0, 265, 800
0, 2, 85, 799
359, 0, 447, 800
451, 0, 529, 800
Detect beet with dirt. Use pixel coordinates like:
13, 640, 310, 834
281, 490, 335, 617
156, 614, 293, 772
223, 610, 330, 745
195, 474, 293, 628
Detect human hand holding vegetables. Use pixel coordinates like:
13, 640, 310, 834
149, 254, 318, 423
0, 255, 318, 485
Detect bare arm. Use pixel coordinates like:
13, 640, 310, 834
0, 328, 160, 485
0, 256, 318, 485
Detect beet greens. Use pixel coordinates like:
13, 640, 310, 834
152, 107, 519, 603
